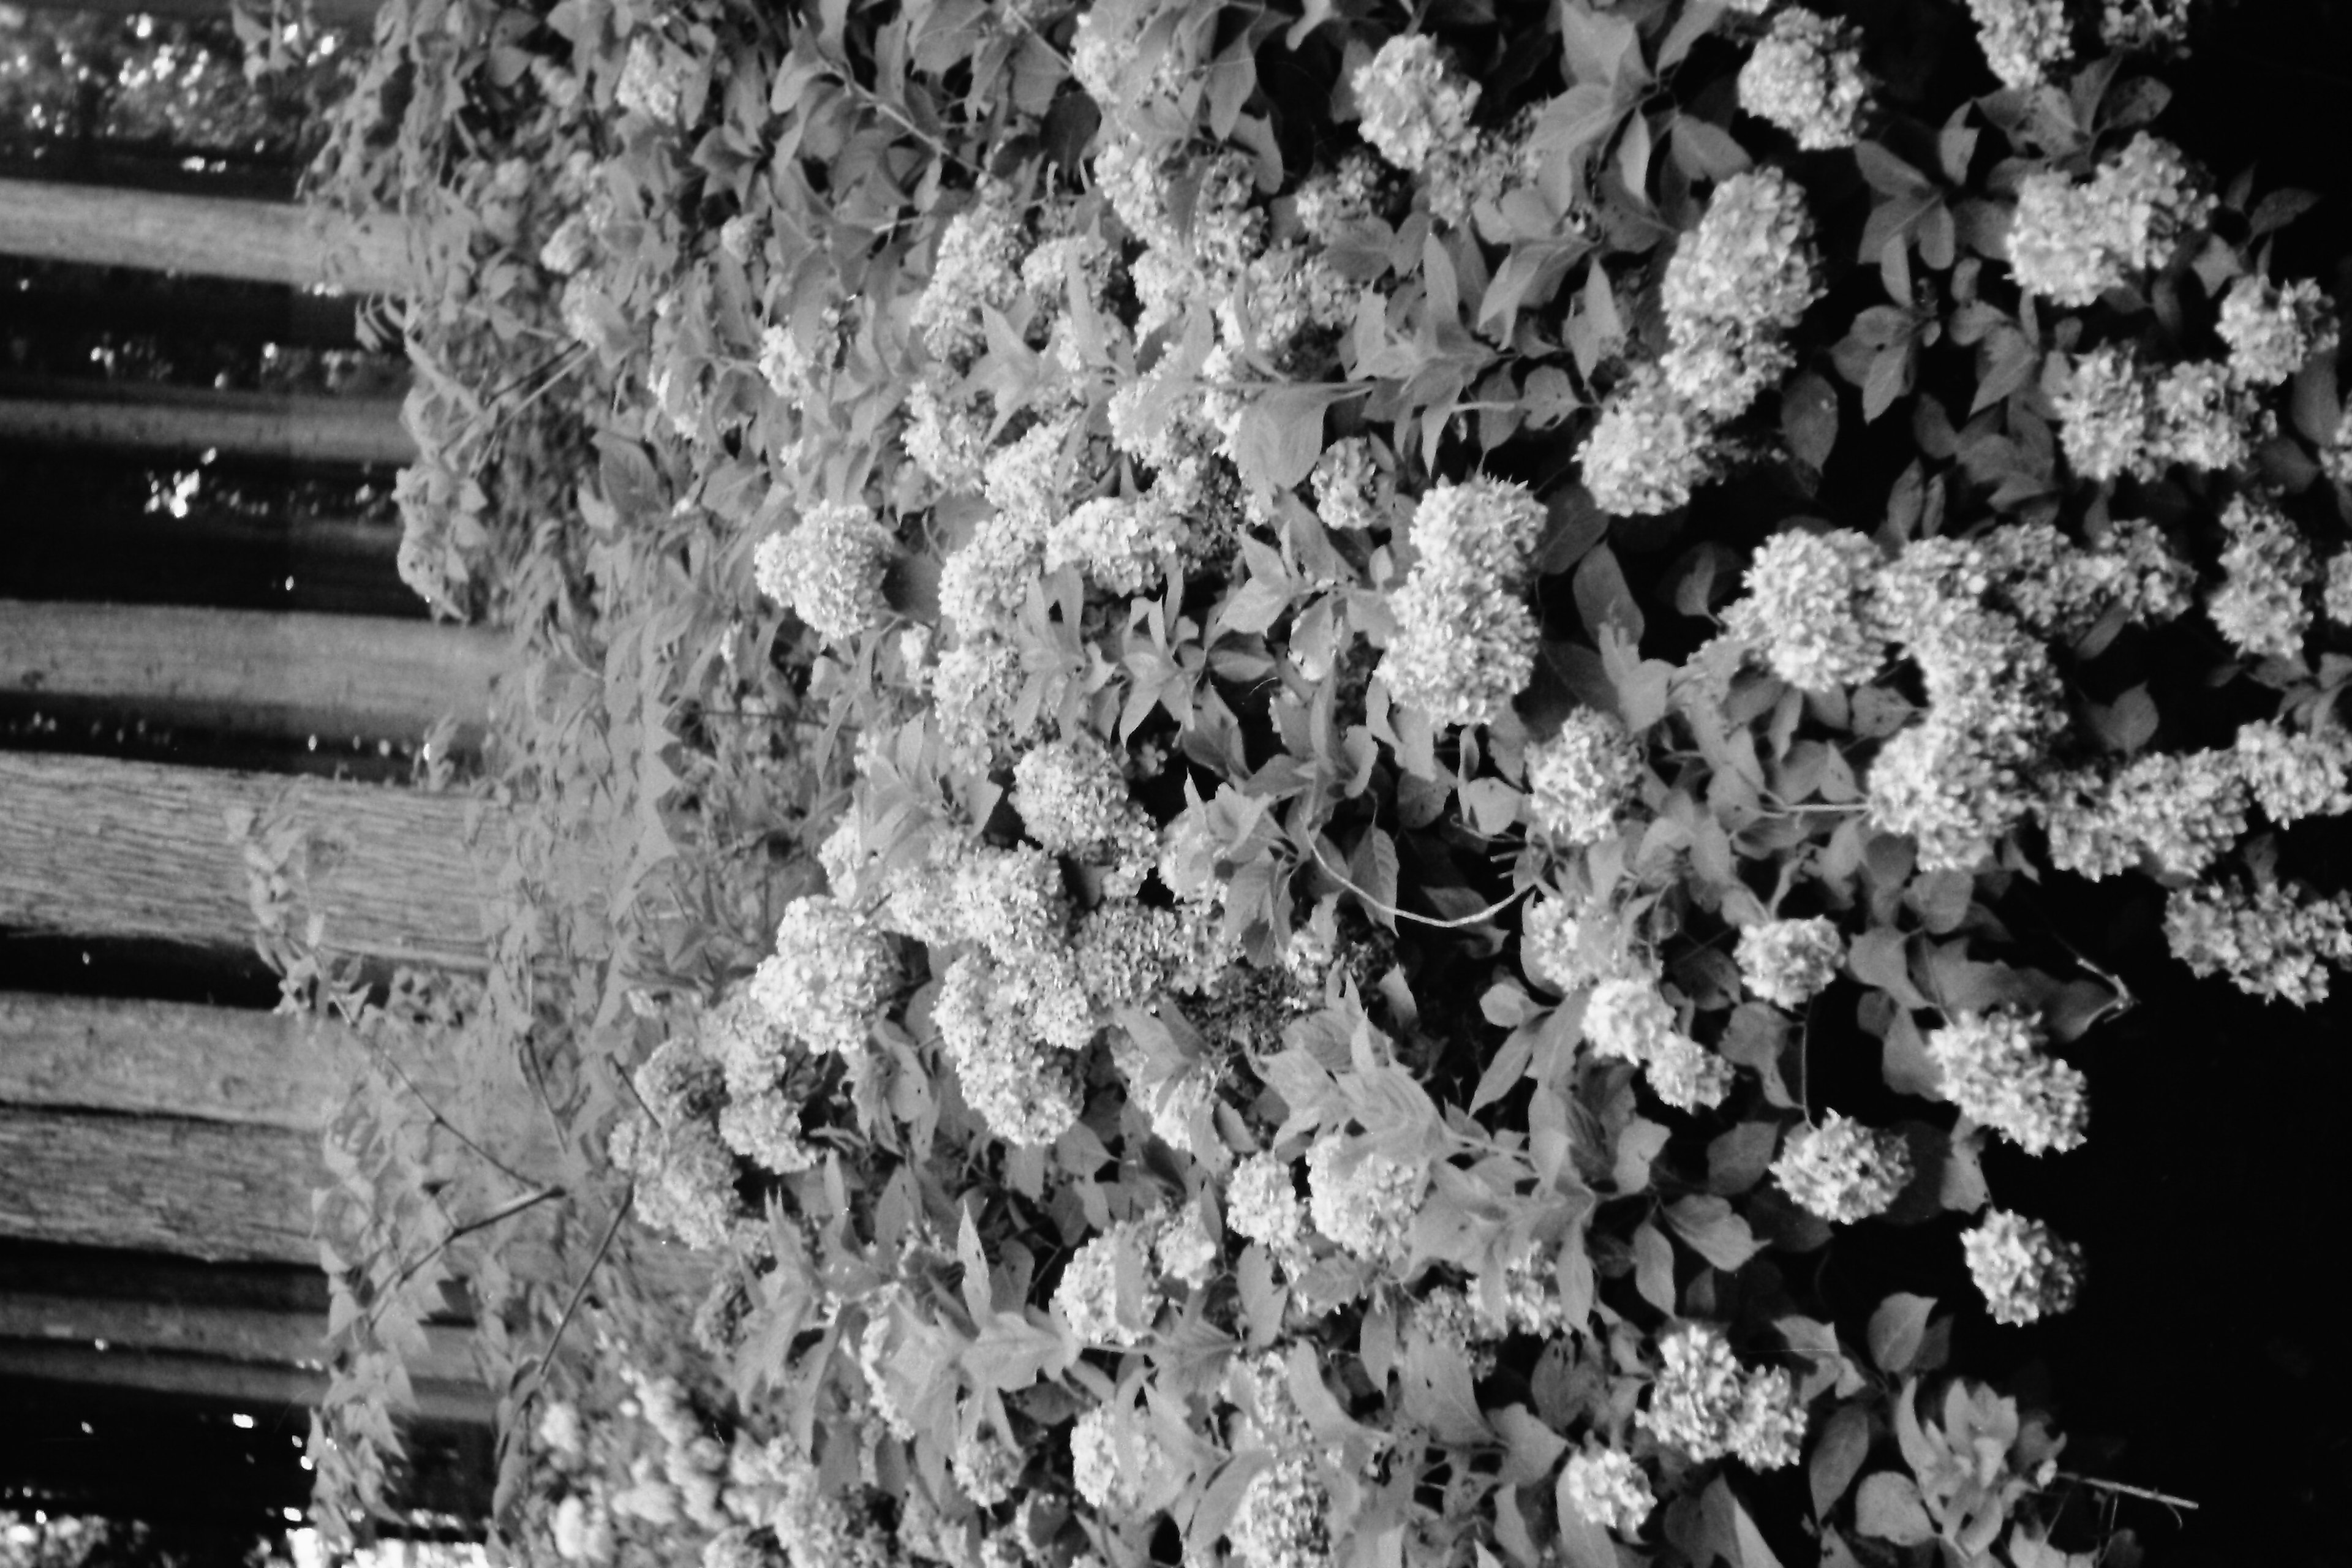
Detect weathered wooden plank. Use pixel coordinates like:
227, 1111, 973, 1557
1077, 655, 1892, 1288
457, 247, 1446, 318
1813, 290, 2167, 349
0, 1291, 475, 1384
0, 992, 410, 1130
0, 178, 416, 293
0, 753, 496, 969
0, 383, 413, 466
0, 1341, 492, 1425
0, 601, 497, 742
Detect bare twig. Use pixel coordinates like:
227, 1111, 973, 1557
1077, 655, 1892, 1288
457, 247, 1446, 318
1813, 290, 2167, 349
519, 1185, 636, 1405
2054, 1472, 2200, 1514
1308, 839, 1528, 930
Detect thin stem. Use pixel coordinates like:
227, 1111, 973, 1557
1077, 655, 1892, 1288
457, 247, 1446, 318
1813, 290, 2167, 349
1308, 839, 1528, 930
352, 1025, 537, 1191
2054, 1472, 2200, 1513
522, 1187, 635, 1403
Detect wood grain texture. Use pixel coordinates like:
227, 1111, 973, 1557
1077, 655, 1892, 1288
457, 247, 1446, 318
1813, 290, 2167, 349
0, 1291, 475, 1384
0, 1341, 492, 1424
0, 601, 498, 742
0, 752, 499, 968
0, 386, 413, 465
0, 178, 415, 293
0, 992, 443, 1129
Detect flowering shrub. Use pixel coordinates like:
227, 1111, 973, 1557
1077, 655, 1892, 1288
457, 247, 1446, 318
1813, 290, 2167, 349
309, 0, 2352, 1562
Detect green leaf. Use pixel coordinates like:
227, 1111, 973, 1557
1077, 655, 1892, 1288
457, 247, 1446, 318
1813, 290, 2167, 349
1707, 1120, 1782, 1196
1809, 1401, 1873, 1518
1632, 1221, 1676, 1312
1867, 1293, 1936, 1375
1670, 113, 1751, 179
1665, 1194, 1762, 1270
1855, 1474, 1934, 1545
1782, 371, 1841, 470
1233, 384, 1356, 492
1613, 1115, 1670, 1193
1573, 543, 1645, 646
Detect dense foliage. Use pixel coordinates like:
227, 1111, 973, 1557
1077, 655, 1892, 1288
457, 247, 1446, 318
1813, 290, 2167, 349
301, 0, 2352, 1565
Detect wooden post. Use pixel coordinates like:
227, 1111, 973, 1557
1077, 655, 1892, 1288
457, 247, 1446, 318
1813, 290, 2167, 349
0, 601, 499, 742
0, 379, 413, 466
0, 753, 500, 968
0, 280, 367, 350
0, 177, 416, 293
0, 1341, 492, 1425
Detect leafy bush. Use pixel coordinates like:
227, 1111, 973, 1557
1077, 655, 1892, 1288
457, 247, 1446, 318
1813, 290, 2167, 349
309, 0, 2352, 1564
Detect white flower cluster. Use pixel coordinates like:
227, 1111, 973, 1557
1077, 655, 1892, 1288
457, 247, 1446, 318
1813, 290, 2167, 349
1737, 8, 1869, 151
1011, 734, 1157, 896
748, 896, 899, 1057
1585, 973, 1734, 1110
951, 1429, 1020, 1509
1306, 1133, 1423, 1263
2326, 407, 2352, 489
1725, 528, 1886, 690
1044, 492, 1189, 597
2165, 880, 2352, 1006
1770, 1112, 1913, 1223
2008, 135, 2213, 307
1229, 1453, 1329, 1568
1923, 1008, 2089, 1156
753, 502, 894, 646
1379, 477, 1548, 728
911, 185, 1026, 363
1559, 1446, 1656, 1537
1660, 168, 1823, 420
2038, 748, 2248, 880
2328, 553, 2352, 625
1070, 1404, 1170, 1520
1294, 152, 1392, 244
927, 637, 1044, 766
1311, 437, 1385, 534
1155, 1203, 1219, 1286
616, 34, 689, 123
2218, 275, 2339, 387
1866, 621, 2062, 872
1736, 916, 1846, 1008
1522, 891, 1628, 995
1227, 1151, 1310, 1264
1352, 34, 1480, 177
2052, 348, 2256, 481
1635, 1324, 1807, 1469
1964, 0, 2072, 90
2234, 719, 2352, 824
935, 950, 1084, 1146
1962, 1209, 2085, 1325
2101, 0, 2192, 51
1526, 710, 1645, 845
1578, 364, 1719, 516
1054, 1218, 1165, 1345
1584, 172, 1819, 513
2209, 495, 2315, 662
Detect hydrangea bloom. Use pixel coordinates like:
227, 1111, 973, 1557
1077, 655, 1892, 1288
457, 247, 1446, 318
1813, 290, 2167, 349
1923, 1008, 2089, 1155
747, 897, 899, 1056
1352, 35, 1481, 176
1964, 0, 2072, 89
935, 951, 1083, 1147
1770, 1112, 1912, 1222
1962, 1209, 2086, 1324
1044, 494, 1188, 597
1635, 1324, 1807, 1469
1659, 167, 1822, 419
1724, 528, 1887, 689
2101, 0, 2192, 50
952, 1429, 1021, 1509
2209, 496, 2314, 662
1012, 733, 1156, 896
1646, 1034, 1737, 1112
1737, 9, 1869, 151
753, 502, 894, 644
2037, 749, 2249, 881
1525, 710, 1645, 845
1229, 1454, 1329, 1568
1584, 973, 1683, 1065
2328, 407, 2352, 489
2146, 361, 2253, 473
1053, 1220, 1164, 1345
1069, 1405, 1167, 1518
1227, 1152, 1308, 1260
616, 34, 688, 123
2218, 275, 2339, 386
1736, 916, 1846, 1008
2326, 552, 2352, 625
2052, 345, 2152, 481
911, 186, 1025, 362
1579, 364, 1719, 516
1379, 478, 1548, 728
1306, 1133, 1422, 1262
2233, 720, 2352, 824
1521, 892, 1623, 995
1559, 1446, 1656, 1536
2165, 880, 2352, 1006
2008, 135, 2212, 306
